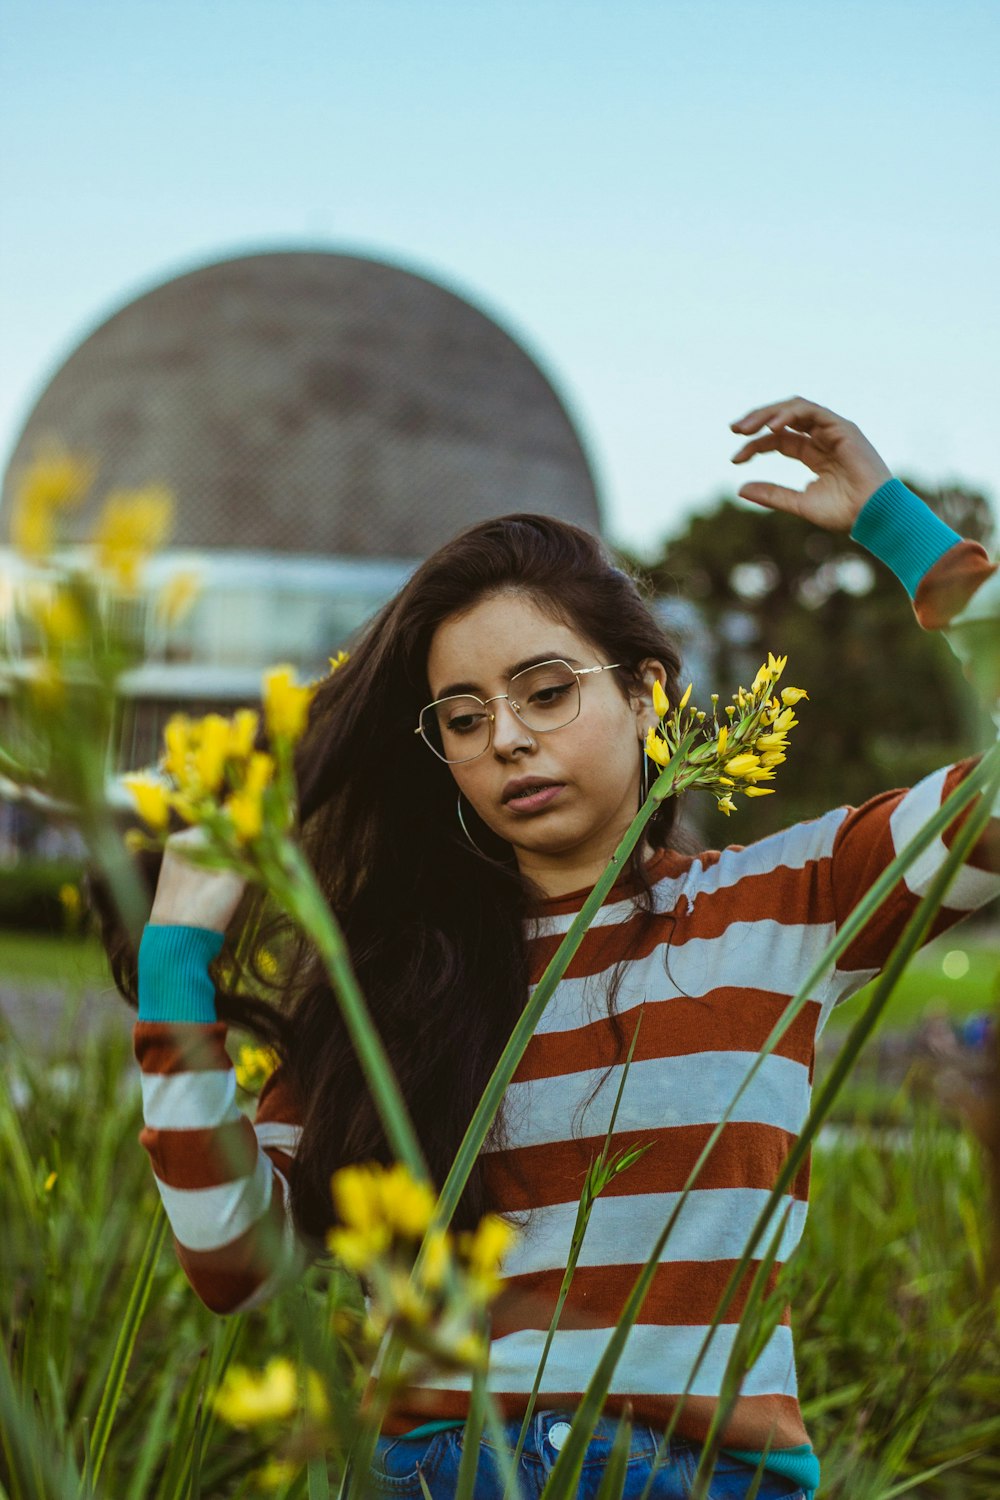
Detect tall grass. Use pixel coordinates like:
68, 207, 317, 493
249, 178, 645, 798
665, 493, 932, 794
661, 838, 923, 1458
2, 1008, 997, 1497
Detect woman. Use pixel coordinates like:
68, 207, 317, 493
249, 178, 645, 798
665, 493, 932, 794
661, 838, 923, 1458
103, 398, 999, 1499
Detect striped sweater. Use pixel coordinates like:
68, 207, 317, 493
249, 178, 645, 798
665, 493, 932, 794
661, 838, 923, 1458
133, 479, 1000, 1478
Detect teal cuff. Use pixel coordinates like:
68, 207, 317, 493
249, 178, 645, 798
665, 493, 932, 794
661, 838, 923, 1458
851, 477, 962, 598
137, 923, 224, 1023
723, 1443, 820, 1496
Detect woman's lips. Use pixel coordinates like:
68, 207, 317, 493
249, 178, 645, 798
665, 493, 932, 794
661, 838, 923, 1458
503, 783, 564, 813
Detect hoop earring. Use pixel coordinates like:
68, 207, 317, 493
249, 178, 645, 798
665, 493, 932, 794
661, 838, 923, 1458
457, 792, 490, 857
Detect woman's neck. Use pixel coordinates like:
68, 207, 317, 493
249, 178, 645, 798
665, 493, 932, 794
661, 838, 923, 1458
518, 837, 661, 901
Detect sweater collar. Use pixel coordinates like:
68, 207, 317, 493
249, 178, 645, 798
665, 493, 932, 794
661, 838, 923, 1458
526, 844, 681, 920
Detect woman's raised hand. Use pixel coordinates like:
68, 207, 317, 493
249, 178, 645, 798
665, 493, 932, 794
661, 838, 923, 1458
148, 826, 248, 934
730, 396, 892, 532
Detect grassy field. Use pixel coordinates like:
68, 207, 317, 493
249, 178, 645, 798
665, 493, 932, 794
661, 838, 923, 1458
0, 930, 112, 988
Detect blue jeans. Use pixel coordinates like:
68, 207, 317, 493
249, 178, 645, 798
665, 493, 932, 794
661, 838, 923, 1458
368, 1410, 807, 1498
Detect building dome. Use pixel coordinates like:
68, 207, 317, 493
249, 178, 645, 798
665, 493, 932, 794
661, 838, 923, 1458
2, 250, 601, 555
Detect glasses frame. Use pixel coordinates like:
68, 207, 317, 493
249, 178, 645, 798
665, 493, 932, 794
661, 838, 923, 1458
414, 658, 624, 764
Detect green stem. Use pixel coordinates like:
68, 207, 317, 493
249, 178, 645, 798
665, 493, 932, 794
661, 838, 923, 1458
81, 806, 148, 952
275, 844, 428, 1180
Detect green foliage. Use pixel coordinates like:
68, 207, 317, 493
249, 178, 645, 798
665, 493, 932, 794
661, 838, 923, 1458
3, 1017, 998, 1497
0, 860, 86, 932
798, 1103, 1000, 1498
616, 479, 997, 838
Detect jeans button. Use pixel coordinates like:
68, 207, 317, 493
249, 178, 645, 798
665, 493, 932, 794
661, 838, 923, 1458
548, 1421, 572, 1451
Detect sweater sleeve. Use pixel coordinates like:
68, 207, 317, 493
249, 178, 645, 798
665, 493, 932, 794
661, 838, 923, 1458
852, 476, 1000, 717
812, 481, 1000, 1013
133, 923, 313, 1315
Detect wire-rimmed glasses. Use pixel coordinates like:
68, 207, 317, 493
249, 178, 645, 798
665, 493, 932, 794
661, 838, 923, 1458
414, 658, 623, 764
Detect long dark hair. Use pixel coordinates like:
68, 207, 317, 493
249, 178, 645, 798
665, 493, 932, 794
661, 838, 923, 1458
92, 514, 686, 1251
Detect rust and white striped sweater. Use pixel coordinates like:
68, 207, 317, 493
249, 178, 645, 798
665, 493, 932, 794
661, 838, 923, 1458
133, 479, 1000, 1455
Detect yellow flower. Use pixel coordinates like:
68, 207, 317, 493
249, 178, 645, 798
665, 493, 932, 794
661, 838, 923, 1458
780, 686, 809, 705
744, 787, 776, 797
170, 794, 199, 825
262, 664, 316, 744
723, 752, 761, 778
754, 732, 788, 752
387, 1268, 432, 1325
234, 1044, 280, 1092
163, 714, 193, 784
252, 1458, 301, 1490
715, 725, 728, 757
212, 1358, 298, 1428
93, 485, 173, 589
417, 1229, 452, 1292
759, 751, 786, 767
767, 652, 787, 678
194, 713, 231, 793
228, 708, 259, 760
157, 571, 200, 625
678, 682, 693, 711
58, 883, 81, 917
461, 1214, 518, 1277
32, 590, 86, 646
14, 444, 95, 512
770, 708, 798, 732
123, 773, 172, 831
717, 794, 737, 816
717, 776, 735, 787
652, 680, 670, 719
326, 1224, 391, 1270
226, 787, 264, 843
44, 1170, 58, 1193
243, 750, 275, 795
331, 1164, 383, 1234
11, 500, 55, 561
255, 945, 278, 978
645, 727, 672, 767
750, 663, 771, 696
725, 704, 736, 719
304, 1368, 330, 1423
452, 1332, 489, 1370
329, 649, 350, 673
379, 1163, 436, 1238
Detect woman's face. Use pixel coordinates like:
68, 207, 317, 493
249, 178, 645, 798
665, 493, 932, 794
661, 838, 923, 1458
424, 590, 667, 898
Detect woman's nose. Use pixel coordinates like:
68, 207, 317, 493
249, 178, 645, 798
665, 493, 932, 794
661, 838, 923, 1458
490, 698, 534, 755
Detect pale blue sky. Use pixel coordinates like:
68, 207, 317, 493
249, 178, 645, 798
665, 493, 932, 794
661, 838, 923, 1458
2, 0, 998, 553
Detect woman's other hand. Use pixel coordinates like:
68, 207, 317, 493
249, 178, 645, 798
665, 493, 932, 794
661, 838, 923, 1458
730, 396, 892, 531
148, 826, 248, 934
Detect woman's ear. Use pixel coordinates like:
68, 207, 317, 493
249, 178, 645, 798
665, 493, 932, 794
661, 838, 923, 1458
631, 659, 669, 739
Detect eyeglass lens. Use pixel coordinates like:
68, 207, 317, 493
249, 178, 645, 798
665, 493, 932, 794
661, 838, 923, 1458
420, 660, 582, 762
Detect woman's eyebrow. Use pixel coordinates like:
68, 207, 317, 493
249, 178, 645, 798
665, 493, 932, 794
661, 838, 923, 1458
435, 653, 584, 700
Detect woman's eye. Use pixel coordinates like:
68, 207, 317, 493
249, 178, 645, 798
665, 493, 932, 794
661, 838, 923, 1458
448, 713, 485, 734
529, 684, 572, 708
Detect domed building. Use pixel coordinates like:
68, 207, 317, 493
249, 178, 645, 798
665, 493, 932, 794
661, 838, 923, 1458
0, 250, 603, 824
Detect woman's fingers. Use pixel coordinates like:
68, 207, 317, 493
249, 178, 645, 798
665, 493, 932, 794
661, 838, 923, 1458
738, 481, 810, 516
731, 428, 823, 470
730, 396, 847, 437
